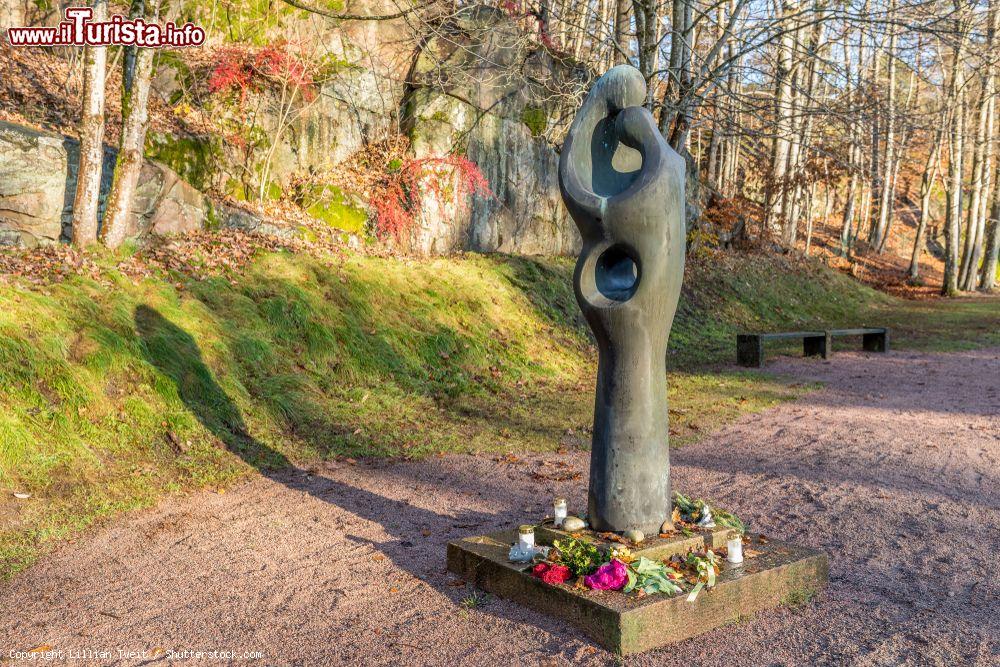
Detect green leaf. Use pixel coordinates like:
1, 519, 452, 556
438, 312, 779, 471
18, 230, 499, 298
686, 581, 705, 602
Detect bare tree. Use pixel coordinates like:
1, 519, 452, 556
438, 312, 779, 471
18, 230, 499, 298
71, 0, 108, 247
101, 0, 161, 249
942, 2, 970, 296
981, 158, 1000, 290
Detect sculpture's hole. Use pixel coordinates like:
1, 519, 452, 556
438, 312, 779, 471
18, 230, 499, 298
589, 114, 642, 197
595, 245, 639, 301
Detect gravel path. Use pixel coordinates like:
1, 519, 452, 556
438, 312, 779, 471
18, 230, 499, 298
2, 348, 998, 666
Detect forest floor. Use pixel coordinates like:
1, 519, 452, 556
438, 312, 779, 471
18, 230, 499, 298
2, 347, 997, 666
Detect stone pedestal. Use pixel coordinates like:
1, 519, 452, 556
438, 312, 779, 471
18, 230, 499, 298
447, 530, 828, 655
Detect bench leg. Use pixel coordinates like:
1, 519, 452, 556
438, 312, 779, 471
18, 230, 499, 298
803, 334, 830, 359
737, 335, 764, 367
863, 330, 889, 353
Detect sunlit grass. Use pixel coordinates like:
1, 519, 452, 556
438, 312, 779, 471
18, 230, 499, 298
0, 247, 996, 580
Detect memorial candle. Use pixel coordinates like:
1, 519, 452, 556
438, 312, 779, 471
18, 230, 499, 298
518, 525, 535, 551
726, 536, 744, 564
553, 498, 568, 527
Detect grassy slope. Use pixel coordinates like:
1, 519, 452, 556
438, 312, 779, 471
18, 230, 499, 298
1, 248, 997, 579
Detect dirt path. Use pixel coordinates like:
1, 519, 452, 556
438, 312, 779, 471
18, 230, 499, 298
2, 349, 998, 666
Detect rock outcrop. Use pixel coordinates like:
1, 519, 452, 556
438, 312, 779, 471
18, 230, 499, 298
1, 3, 589, 255
400, 5, 585, 255
0, 120, 271, 246
173, 4, 586, 256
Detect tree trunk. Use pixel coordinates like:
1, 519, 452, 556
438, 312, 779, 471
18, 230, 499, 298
71, 0, 109, 247
909, 125, 944, 280
122, 0, 146, 94
765, 0, 799, 240
873, 0, 897, 252
959, 0, 998, 290
959, 86, 992, 289
101, 0, 161, 249
981, 158, 1000, 290
613, 0, 630, 63
942, 20, 968, 296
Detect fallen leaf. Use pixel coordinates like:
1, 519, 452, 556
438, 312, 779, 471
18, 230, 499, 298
28, 645, 52, 653
13, 492, 31, 499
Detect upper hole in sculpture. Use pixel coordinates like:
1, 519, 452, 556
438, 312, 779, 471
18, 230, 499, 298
595, 245, 639, 302
589, 113, 642, 198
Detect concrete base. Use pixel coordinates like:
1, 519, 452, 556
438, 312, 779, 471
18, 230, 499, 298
447, 530, 829, 655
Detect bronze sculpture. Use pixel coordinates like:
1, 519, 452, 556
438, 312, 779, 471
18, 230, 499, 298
558, 65, 686, 534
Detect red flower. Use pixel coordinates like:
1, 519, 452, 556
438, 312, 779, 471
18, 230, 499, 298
532, 562, 571, 585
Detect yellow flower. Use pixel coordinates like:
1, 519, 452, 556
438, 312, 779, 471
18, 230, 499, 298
610, 546, 635, 563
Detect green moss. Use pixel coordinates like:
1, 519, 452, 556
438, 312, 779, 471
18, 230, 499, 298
521, 106, 548, 137
146, 133, 220, 192
783, 587, 818, 607
225, 178, 248, 201
305, 186, 368, 234
204, 200, 221, 232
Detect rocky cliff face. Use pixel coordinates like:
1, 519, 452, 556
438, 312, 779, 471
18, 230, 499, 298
194, 4, 585, 256
0, 120, 273, 246
1, 3, 586, 255
401, 6, 585, 255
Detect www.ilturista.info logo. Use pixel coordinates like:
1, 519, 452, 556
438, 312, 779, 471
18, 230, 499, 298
6, 6, 205, 48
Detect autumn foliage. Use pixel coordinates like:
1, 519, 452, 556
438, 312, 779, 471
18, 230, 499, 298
207, 43, 317, 103
372, 154, 493, 241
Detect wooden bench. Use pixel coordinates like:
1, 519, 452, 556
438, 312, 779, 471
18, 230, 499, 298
736, 327, 889, 368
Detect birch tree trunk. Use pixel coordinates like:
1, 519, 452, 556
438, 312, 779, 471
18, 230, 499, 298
70, 0, 108, 247
101, 0, 161, 249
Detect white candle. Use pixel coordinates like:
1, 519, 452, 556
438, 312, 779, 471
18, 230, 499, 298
553, 498, 568, 527
727, 536, 744, 564
518, 525, 535, 551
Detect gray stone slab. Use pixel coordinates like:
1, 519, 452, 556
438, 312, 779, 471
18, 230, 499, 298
447, 530, 829, 655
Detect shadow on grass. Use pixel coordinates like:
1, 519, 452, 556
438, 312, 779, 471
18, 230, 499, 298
134, 304, 292, 470
132, 303, 616, 645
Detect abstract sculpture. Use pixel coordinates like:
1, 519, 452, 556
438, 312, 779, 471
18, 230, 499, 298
558, 65, 686, 534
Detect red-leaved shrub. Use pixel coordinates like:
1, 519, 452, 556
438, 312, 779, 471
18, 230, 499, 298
372, 155, 493, 242
207, 42, 316, 103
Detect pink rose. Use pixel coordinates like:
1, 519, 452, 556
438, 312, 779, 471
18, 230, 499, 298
584, 559, 627, 591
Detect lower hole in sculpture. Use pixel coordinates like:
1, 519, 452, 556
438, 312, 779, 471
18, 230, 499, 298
595, 245, 639, 302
